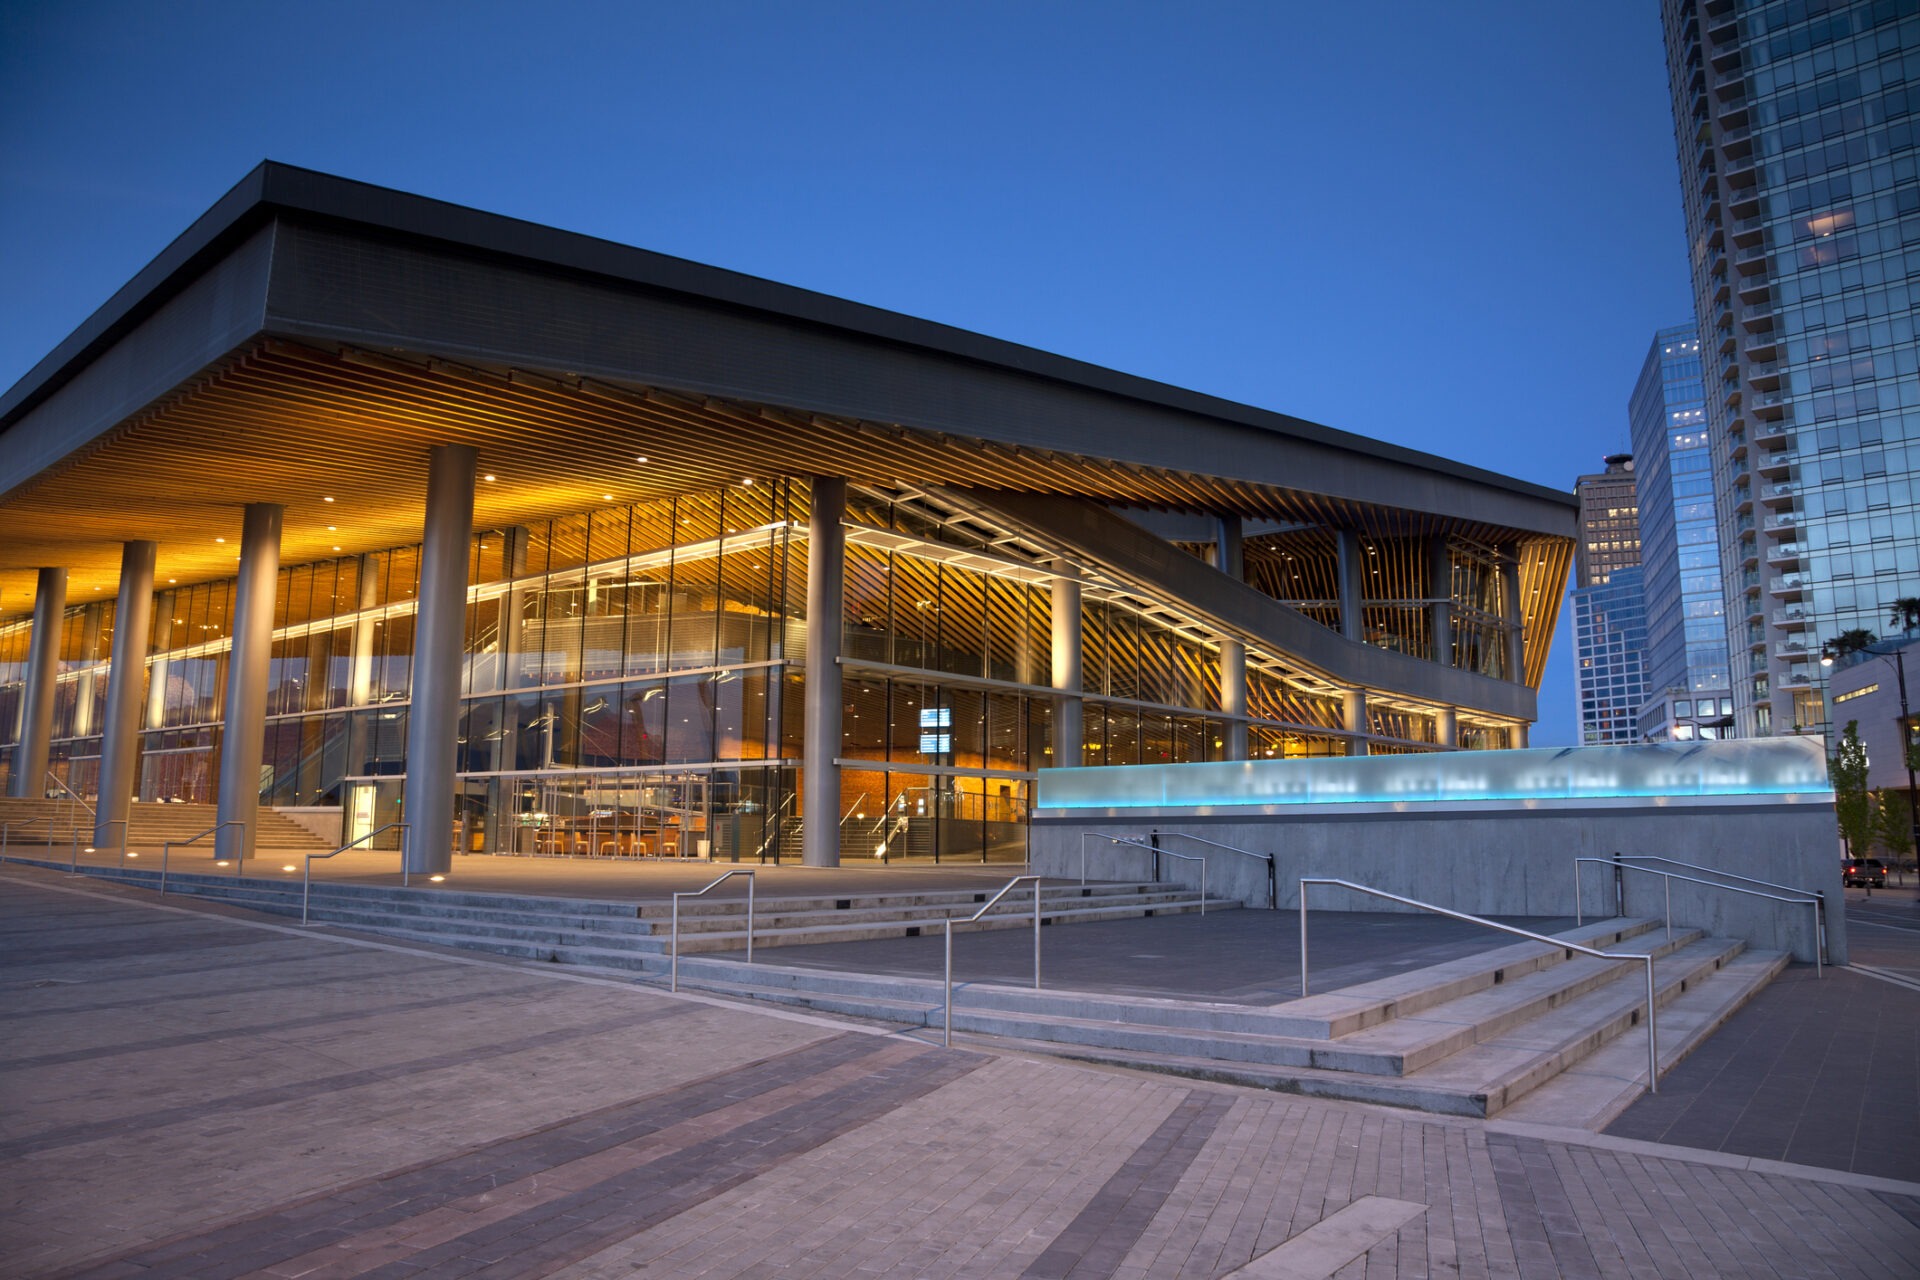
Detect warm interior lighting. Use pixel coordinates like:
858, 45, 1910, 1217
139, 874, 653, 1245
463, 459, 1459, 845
636, 455, 648, 463
484, 474, 497, 481
215, 860, 230, 866
429, 874, 446, 882
323, 496, 334, 502
214, 537, 226, 543
282, 864, 296, 872
84, 846, 95, 854
126, 852, 139, 858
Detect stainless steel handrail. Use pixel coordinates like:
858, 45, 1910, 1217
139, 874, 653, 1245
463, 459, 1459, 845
943, 874, 1042, 1048
0, 815, 50, 859
671, 869, 755, 991
160, 821, 247, 895
1152, 831, 1277, 909
1611, 853, 1822, 901
302, 823, 413, 923
64, 818, 130, 872
1574, 856, 1823, 978
1077, 834, 1207, 914
1299, 878, 1660, 1094
46, 769, 95, 815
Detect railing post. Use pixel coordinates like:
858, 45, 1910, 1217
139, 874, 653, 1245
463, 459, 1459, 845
1267, 855, 1277, 911
944, 920, 954, 1048
160, 841, 171, 895
670, 895, 681, 993
1299, 882, 1310, 997
746, 874, 755, 966
1574, 859, 1584, 927
1664, 876, 1672, 942
1813, 893, 1824, 979
1033, 878, 1042, 990
69, 828, 80, 874
1644, 956, 1659, 1094
1612, 849, 1625, 917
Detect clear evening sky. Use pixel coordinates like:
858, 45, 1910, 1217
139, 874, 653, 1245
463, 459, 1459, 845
0, 2, 1691, 747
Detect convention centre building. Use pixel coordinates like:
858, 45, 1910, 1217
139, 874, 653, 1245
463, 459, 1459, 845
0, 163, 1577, 873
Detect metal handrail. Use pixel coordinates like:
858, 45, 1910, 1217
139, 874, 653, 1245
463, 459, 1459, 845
66, 818, 129, 872
752, 793, 796, 863
0, 815, 50, 859
1610, 853, 1821, 902
1152, 831, 1278, 909
671, 869, 755, 991
1574, 857, 1823, 978
160, 821, 247, 896
47, 769, 95, 816
1077, 834, 1208, 914
303, 823, 412, 923
943, 874, 1043, 1048
1299, 878, 1660, 1094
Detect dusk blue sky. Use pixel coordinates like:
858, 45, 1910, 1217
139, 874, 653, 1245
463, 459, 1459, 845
0, 2, 1692, 748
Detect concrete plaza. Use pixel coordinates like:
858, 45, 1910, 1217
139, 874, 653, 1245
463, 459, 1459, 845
2, 864, 1917, 1279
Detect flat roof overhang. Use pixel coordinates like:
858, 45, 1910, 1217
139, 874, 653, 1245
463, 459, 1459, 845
0, 163, 1575, 713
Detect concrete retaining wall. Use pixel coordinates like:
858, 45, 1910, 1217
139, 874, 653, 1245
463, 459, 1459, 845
1032, 805, 1845, 965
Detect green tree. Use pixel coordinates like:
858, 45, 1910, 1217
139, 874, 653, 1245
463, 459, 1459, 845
1874, 790, 1914, 865
1890, 597, 1920, 635
1831, 720, 1873, 857
1826, 629, 1880, 665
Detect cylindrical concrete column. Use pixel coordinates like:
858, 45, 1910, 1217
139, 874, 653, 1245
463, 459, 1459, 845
1511, 721, 1530, 750
1051, 564, 1083, 768
10, 568, 67, 797
1343, 688, 1369, 757
215, 504, 283, 864
1501, 552, 1525, 683
95, 541, 156, 848
1428, 537, 1453, 665
1435, 706, 1458, 750
801, 477, 847, 867
349, 553, 379, 705
404, 444, 477, 875
1219, 640, 1248, 761
1336, 530, 1364, 642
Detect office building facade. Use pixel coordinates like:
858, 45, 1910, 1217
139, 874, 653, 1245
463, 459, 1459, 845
0, 165, 1574, 872
1630, 325, 1737, 741
1572, 456, 1648, 743
1662, 0, 1920, 738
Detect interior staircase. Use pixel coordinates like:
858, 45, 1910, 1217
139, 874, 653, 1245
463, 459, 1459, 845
0, 797, 334, 853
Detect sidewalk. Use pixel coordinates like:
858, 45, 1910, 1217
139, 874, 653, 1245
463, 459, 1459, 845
3, 864, 1916, 1279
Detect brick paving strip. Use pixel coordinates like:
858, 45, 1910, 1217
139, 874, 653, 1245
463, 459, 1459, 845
0, 1001, 703, 1161
1021, 1091, 1235, 1278
56, 1034, 983, 1280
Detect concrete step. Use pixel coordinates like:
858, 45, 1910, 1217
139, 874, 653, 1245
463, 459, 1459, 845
1495, 948, 1791, 1130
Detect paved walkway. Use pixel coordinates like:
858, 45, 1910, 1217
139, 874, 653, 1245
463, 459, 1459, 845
3, 867, 1917, 1279
1605, 891, 1920, 1183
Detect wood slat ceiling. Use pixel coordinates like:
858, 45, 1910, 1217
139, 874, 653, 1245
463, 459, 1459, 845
0, 337, 1572, 691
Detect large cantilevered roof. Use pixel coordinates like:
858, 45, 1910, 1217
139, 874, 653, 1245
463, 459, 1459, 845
0, 162, 1576, 689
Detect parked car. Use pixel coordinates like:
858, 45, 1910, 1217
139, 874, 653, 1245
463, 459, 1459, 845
1842, 857, 1888, 888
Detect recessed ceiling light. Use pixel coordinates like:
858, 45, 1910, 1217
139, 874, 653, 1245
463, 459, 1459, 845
333, 546, 342, 552
168, 578, 176, 584
327, 525, 336, 531
215, 537, 226, 544
323, 496, 334, 503
636, 455, 648, 463
484, 474, 497, 482
603, 493, 614, 501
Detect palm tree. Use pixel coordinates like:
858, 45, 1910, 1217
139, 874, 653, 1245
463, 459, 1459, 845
1890, 598, 1920, 635
1825, 628, 1880, 666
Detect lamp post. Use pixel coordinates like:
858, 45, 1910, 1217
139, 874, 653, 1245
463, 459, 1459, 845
1823, 638, 1920, 854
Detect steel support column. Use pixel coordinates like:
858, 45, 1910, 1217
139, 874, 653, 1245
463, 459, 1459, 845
1336, 530, 1364, 642
215, 504, 283, 864
1051, 563, 1083, 768
10, 567, 66, 797
1501, 551, 1525, 683
95, 541, 156, 847
1215, 517, 1247, 760
1435, 705, 1458, 750
404, 444, 477, 875
1344, 688, 1369, 757
1429, 537, 1453, 664
802, 476, 846, 867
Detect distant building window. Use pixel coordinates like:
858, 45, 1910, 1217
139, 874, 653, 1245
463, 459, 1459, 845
1833, 683, 1879, 704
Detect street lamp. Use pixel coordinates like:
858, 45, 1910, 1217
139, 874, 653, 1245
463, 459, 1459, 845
1823, 637, 1920, 854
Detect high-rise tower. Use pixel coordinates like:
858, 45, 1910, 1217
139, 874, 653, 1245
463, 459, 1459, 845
1573, 456, 1647, 744
1661, 0, 1920, 738
1631, 325, 1735, 742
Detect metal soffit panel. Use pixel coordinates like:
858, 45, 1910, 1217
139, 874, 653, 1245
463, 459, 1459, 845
0, 340, 1574, 647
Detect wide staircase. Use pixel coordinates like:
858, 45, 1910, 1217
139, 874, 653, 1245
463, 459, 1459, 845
670, 915, 1786, 1125
0, 797, 334, 854
10, 862, 1231, 958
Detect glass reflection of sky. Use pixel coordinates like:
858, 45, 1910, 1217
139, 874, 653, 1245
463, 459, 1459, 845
1036, 739, 1832, 811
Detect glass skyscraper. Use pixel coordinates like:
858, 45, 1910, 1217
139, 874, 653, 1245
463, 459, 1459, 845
1630, 326, 1736, 741
1573, 456, 1648, 743
1663, 0, 1920, 738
